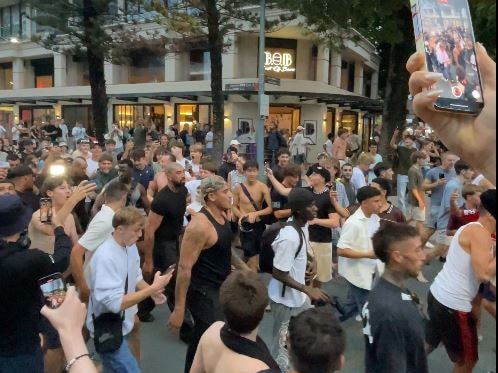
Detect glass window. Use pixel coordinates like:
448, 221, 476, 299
114, 105, 165, 128
189, 50, 211, 81
175, 104, 211, 127
1, 7, 11, 37
0, 63, 13, 90
36, 75, 53, 88
128, 54, 165, 84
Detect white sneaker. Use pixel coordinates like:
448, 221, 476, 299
417, 272, 429, 283
425, 242, 435, 249
356, 314, 363, 322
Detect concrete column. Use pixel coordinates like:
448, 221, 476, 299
371, 71, 379, 99
107, 100, 114, 129
12, 58, 25, 90
222, 33, 238, 79
54, 53, 67, 87
104, 62, 117, 85
330, 51, 342, 88
354, 60, 364, 95
316, 46, 330, 84
165, 53, 181, 82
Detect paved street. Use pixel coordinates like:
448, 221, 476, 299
137, 259, 496, 373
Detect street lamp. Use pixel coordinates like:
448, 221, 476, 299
257, 0, 267, 180
0, 35, 21, 43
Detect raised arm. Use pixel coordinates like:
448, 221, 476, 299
390, 129, 400, 150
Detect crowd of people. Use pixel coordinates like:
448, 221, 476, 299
0, 43, 496, 373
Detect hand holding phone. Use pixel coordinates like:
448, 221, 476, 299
410, 0, 484, 115
40, 198, 53, 224
39, 273, 66, 309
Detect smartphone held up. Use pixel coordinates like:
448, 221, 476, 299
410, 0, 484, 115
39, 273, 66, 309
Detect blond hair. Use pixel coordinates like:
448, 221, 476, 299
112, 207, 145, 229
358, 152, 374, 165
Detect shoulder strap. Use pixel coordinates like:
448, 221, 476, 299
220, 324, 280, 371
240, 183, 259, 212
289, 222, 305, 259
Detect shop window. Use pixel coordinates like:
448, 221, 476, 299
176, 104, 211, 127
62, 106, 94, 135
340, 110, 358, 134
114, 105, 165, 128
264, 106, 301, 137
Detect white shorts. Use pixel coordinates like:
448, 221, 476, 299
407, 206, 426, 222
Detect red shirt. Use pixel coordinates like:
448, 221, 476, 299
447, 206, 480, 234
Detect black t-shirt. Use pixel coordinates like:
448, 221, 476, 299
43, 124, 60, 142
218, 162, 236, 181
396, 147, 416, 175
364, 278, 428, 373
269, 188, 289, 224
308, 187, 334, 243
151, 185, 188, 242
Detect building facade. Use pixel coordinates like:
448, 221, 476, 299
0, 1, 382, 159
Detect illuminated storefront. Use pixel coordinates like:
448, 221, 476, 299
114, 104, 165, 128
175, 104, 212, 127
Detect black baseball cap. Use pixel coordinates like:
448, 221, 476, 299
77, 138, 90, 145
307, 164, 331, 183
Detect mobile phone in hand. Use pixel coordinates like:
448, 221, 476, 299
439, 173, 445, 180
39, 273, 66, 309
40, 198, 53, 224
410, 0, 484, 115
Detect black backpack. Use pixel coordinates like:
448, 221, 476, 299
259, 221, 304, 274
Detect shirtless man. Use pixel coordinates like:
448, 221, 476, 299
147, 151, 176, 202
168, 176, 249, 373
232, 160, 273, 271
190, 270, 279, 373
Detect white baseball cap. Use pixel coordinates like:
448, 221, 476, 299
296, 126, 305, 131
230, 140, 241, 146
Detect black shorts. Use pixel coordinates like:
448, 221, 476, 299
426, 291, 478, 365
240, 222, 266, 258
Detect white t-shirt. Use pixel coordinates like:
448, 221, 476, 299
86, 158, 99, 178
351, 166, 367, 191
268, 224, 309, 308
79, 205, 115, 276
337, 208, 380, 290
205, 131, 214, 149
0, 124, 6, 138
325, 139, 333, 156
186, 179, 203, 213
12, 126, 20, 142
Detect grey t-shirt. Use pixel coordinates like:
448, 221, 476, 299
425, 167, 457, 206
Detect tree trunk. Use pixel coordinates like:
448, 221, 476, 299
87, 49, 108, 142
83, 0, 108, 143
378, 7, 415, 161
205, 0, 225, 165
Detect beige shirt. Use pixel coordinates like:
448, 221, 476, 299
28, 209, 78, 254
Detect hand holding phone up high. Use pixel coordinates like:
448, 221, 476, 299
407, 44, 496, 185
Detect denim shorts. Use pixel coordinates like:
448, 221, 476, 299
100, 336, 140, 373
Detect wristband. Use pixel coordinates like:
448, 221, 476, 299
65, 353, 93, 372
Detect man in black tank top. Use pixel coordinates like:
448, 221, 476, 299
168, 176, 249, 373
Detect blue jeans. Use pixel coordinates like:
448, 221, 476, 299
100, 336, 140, 373
339, 281, 370, 322
0, 347, 43, 373
397, 174, 409, 215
